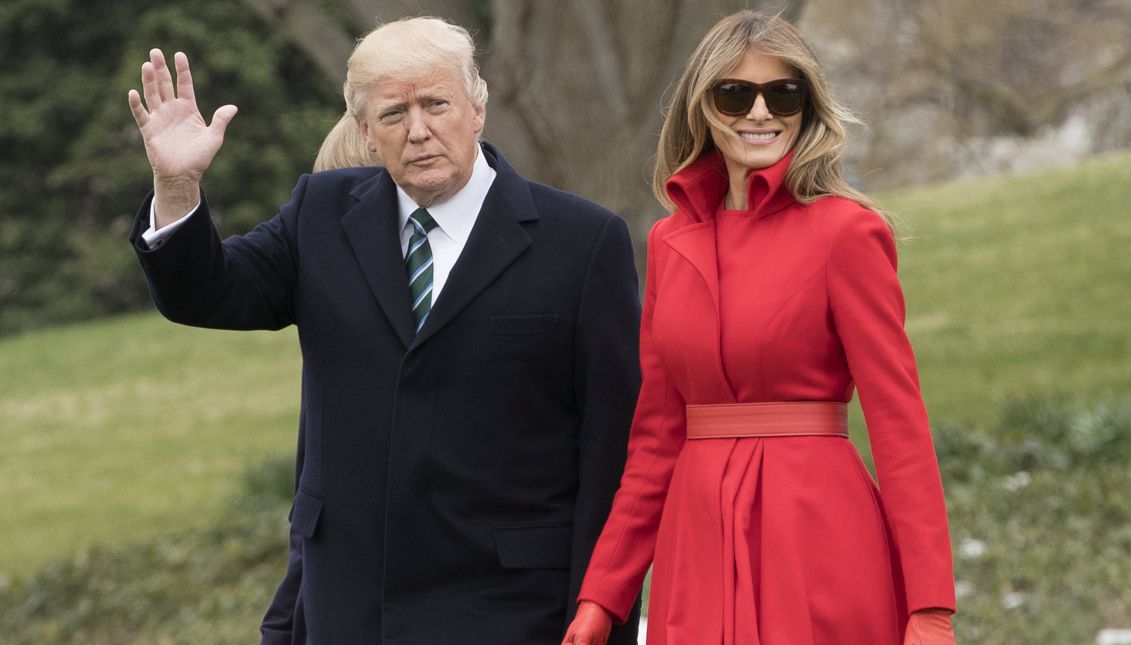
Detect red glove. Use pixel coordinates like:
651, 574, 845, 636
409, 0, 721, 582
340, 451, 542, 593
561, 600, 614, 645
904, 608, 956, 645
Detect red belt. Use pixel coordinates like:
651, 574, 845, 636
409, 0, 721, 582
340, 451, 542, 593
685, 402, 849, 439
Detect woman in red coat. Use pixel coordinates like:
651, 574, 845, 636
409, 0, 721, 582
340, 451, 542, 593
563, 11, 957, 645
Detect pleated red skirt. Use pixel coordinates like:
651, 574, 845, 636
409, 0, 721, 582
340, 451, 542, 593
644, 435, 908, 644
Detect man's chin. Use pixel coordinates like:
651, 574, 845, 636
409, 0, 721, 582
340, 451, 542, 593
400, 171, 463, 205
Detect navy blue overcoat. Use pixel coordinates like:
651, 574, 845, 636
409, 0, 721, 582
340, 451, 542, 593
131, 143, 642, 644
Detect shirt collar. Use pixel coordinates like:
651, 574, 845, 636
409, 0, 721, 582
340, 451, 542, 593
396, 144, 497, 244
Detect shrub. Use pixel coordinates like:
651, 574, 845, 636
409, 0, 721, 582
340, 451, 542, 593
938, 396, 1131, 643
0, 457, 293, 644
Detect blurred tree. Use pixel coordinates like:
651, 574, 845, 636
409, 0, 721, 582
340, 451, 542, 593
3, 0, 1128, 333
239, 0, 809, 268
804, 0, 1131, 186
0, 0, 340, 335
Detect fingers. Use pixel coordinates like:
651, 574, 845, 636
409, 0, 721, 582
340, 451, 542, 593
151, 48, 176, 103
127, 89, 149, 128
173, 51, 195, 102
561, 622, 605, 645
140, 58, 160, 112
210, 104, 239, 135
135, 49, 197, 118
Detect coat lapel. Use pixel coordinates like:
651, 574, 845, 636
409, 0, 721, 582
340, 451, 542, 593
663, 222, 738, 402
341, 171, 416, 348
414, 144, 534, 346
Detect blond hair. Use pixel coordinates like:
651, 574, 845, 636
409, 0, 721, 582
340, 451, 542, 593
344, 16, 488, 121
313, 115, 375, 171
654, 11, 891, 228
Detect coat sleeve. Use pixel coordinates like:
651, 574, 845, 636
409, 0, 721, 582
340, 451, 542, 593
826, 210, 956, 614
259, 530, 306, 645
259, 404, 308, 645
128, 176, 310, 331
578, 221, 688, 623
567, 213, 643, 643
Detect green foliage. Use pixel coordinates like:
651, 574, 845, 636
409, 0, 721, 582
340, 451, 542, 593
0, 0, 341, 336
0, 473, 291, 645
937, 396, 1131, 643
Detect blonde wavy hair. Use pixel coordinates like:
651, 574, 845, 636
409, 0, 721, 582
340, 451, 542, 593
313, 115, 374, 171
654, 11, 891, 228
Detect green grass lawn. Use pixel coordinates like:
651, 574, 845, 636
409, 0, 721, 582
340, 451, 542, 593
0, 313, 300, 580
846, 151, 1131, 435
1, 151, 1129, 584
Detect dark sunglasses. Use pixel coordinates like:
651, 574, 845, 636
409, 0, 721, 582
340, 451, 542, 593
710, 78, 809, 117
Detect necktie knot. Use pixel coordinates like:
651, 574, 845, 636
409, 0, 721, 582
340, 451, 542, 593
409, 208, 438, 234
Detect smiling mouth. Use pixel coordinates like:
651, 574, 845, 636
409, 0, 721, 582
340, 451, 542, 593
739, 131, 780, 143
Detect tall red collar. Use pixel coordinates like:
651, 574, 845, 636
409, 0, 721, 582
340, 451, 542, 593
664, 149, 795, 222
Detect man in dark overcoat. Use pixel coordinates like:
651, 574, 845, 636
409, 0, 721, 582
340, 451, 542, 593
126, 16, 641, 644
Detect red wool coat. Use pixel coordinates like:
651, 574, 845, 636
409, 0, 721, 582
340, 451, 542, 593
579, 151, 956, 644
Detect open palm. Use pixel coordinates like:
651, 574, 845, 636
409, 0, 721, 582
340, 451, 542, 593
127, 49, 237, 182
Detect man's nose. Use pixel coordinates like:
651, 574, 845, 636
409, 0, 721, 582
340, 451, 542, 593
406, 108, 431, 142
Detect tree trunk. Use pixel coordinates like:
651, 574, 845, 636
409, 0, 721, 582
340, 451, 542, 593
242, 0, 811, 271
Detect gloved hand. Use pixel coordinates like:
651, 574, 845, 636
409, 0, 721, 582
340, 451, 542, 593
561, 600, 614, 645
903, 608, 956, 645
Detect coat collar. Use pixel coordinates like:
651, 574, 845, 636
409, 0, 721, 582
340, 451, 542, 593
664, 148, 795, 223
340, 141, 534, 350
655, 150, 796, 402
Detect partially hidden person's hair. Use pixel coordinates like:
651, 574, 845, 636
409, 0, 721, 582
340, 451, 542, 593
314, 115, 375, 171
654, 10, 891, 228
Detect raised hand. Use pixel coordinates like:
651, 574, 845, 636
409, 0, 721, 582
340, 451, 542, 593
127, 49, 238, 225
561, 601, 613, 645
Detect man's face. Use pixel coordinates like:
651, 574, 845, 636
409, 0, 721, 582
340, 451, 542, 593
359, 68, 486, 207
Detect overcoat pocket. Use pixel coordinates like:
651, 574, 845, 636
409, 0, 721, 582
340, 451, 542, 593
291, 488, 324, 539
488, 314, 560, 336
493, 523, 572, 569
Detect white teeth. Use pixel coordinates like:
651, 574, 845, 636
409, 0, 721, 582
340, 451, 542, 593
740, 131, 777, 142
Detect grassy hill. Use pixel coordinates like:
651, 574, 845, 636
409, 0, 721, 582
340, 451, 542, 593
0, 151, 1129, 641
0, 314, 300, 580
891, 151, 1131, 426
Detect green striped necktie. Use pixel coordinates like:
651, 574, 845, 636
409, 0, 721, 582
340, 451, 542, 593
405, 208, 439, 332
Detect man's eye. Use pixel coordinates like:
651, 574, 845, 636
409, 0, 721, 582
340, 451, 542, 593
380, 110, 404, 122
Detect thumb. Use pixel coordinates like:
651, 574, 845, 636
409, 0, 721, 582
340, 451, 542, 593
209, 104, 239, 135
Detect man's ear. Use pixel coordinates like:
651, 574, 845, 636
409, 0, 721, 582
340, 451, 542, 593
472, 102, 486, 135
358, 118, 372, 147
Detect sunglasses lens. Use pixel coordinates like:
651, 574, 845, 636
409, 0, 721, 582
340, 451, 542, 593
712, 80, 807, 117
713, 83, 756, 116
764, 81, 805, 116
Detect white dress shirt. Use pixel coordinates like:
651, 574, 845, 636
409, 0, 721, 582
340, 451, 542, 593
141, 145, 497, 306
395, 147, 495, 302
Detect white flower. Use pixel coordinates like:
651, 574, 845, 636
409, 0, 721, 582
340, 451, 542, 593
1002, 471, 1031, 492
959, 539, 986, 559
1096, 628, 1131, 645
